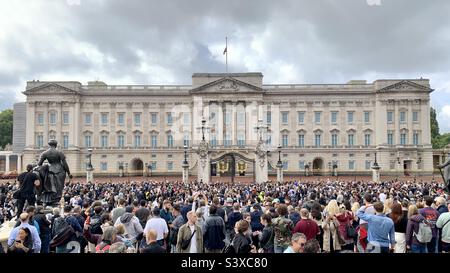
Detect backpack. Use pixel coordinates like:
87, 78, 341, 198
414, 220, 433, 244
273, 217, 293, 246
95, 242, 111, 253
90, 215, 102, 234
50, 217, 75, 247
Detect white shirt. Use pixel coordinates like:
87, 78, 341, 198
144, 217, 168, 241
379, 193, 387, 203
189, 224, 198, 253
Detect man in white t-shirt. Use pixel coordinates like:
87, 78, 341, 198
144, 207, 168, 247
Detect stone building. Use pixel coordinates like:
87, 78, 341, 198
13, 72, 434, 181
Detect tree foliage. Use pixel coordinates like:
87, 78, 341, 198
0, 109, 13, 149
431, 107, 450, 149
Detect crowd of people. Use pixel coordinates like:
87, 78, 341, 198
1, 167, 450, 254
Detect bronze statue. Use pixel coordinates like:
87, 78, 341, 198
438, 152, 450, 193
36, 139, 72, 205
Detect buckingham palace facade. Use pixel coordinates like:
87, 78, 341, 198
13, 72, 434, 179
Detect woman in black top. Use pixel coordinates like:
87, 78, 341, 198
232, 220, 254, 253
388, 202, 408, 253
258, 214, 274, 253
8, 227, 33, 254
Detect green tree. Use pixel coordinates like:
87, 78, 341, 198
431, 107, 450, 149
0, 109, 13, 149
430, 107, 440, 139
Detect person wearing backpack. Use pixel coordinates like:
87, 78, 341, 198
53, 206, 83, 253
406, 204, 429, 253
89, 206, 104, 235
272, 204, 293, 253
419, 196, 440, 253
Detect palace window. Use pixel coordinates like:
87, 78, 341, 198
84, 113, 92, 125
331, 111, 338, 124
101, 162, 108, 171
364, 111, 370, 123
315, 133, 321, 147
101, 134, 108, 148
151, 113, 158, 125
298, 112, 305, 124
167, 113, 173, 126
63, 134, 69, 149
63, 112, 69, 125
349, 160, 355, 170
134, 134, 141, 147
387, 111, 394, 123
36, 134, 44, 148
387, 131, 394, 145
134, 113, 141, 126
364, 134, 371, 146
400, 111, 406, 123
118, 113, 125, 126
400, 133, 407, 145
266, 111, 272, 125
298, 134, 305, 147
281, 112, 289, 124
151, 135, 158, 148
298, 160, 305, 170
37, 113, 44, 125
282, 134, 289, 147
413, 131, 419, 145
331, 133, 338, 147
167, 134, 173, 147
49, 112, 56, 125
348, 134, 354, 146
365, 160, 372, 170
84, 135, 92, 148
101, 113, 108, 125
314, 112, 321, 124
167, 162, 173, 171
347, 111, 354, 124
413, 111, 419, 123
117, 134, 125, 148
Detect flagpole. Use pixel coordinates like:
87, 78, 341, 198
225, 36, 228, 73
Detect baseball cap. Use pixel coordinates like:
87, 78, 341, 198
226, 197, 233, 203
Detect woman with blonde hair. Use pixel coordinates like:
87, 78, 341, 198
405, 205, 427, 253
383, 198, 394, 215
321, 200, 342, 253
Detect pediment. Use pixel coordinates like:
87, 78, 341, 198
23, 83, 80, 96
190, 77, 264, 94
377, 80, 433, 93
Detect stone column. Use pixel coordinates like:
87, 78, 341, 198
276, 161, 283, 183
5, 155, 10, 173
182, 162, 189, 183
17, 155, 22, 173
372, 164, 381, 183
197, 154, 210, 184
255, 149, 268, 183
86, 170, 94, 183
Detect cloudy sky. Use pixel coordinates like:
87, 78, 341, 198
1, 0, 450, 132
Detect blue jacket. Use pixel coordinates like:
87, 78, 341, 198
357, 206, 395, 248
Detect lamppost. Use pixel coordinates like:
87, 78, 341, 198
148, 163, 152, 178
201, 117, 206, 141
371, 152, 381, 183
124, 163, 128, 178
276, 144, 283, 182
182, 144, 189, 183
86, 148, 94, 183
